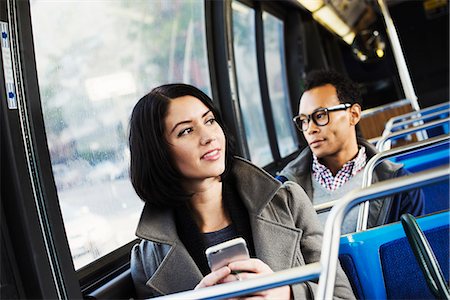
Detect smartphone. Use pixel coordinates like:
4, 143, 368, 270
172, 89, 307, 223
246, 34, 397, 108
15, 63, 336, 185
205, 237, 250, 271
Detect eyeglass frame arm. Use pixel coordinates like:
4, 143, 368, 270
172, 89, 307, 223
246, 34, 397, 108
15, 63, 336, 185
293, 103, 351, 131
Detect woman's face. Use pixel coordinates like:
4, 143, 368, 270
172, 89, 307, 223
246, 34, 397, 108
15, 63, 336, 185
164, 95, 226, 183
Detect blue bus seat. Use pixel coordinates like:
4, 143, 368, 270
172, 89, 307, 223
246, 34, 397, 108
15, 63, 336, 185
380, 225, 449, 299
338, 211, 449, 299
391, 142, 449, 172
275, 175, 288, 183
389, 143, 449, 214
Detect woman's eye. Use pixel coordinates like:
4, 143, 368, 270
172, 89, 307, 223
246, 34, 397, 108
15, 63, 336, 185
177, 128, 193, 137
206, 118, 216, 125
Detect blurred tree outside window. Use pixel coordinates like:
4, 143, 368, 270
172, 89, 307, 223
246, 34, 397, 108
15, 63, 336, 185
232, 1, 273, 167
263, 12, 298, 158
30, 0, 211, 269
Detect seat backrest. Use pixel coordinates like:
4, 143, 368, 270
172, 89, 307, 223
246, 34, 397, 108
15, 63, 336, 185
380, 225, 449, 299
359, 100, 414, 140
391, 142, 449, 172
390, 143, 450, 214
338, 211, 449, 299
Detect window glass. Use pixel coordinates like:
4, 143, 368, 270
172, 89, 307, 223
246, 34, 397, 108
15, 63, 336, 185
232, 1, 273, 167
30, 0, 211, 269
263, 12, 298, 157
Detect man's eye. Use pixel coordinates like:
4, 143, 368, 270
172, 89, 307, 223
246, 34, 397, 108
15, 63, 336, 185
299, 117, 308, 124
177, 128, 193, 137
315, 112, 326, 119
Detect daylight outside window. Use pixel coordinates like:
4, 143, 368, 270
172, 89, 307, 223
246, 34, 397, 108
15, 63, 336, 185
30, 0, 211, 269
263, 12, 298, 158
232, 1, 273, 167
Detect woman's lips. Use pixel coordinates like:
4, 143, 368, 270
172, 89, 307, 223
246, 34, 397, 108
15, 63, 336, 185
202, 149, 221, 160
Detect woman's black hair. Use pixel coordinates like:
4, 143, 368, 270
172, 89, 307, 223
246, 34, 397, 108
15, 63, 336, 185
303, 69, 362, 105
129, 83, 235, 207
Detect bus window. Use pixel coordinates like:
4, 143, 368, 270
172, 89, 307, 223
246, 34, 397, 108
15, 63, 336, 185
262, 11, 298, 158
232, 1, 273, 167
29, 0, 211, 269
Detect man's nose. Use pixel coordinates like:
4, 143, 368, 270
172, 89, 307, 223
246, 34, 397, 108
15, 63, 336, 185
305, 119, 319, 135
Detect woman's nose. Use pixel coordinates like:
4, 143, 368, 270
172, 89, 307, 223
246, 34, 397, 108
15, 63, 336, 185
199, 128, 216, 145
200, 135, 216, 145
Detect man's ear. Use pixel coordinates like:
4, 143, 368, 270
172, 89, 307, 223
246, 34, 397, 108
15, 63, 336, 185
349, 103, 362, 126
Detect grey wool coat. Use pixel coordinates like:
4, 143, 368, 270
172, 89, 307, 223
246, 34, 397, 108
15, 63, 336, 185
131, 157, 355, 299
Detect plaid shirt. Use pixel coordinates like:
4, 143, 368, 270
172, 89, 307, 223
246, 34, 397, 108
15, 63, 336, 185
313, 147, 367, 191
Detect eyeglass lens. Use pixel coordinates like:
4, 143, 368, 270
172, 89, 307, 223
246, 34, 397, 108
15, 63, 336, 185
297, 109, 329, 131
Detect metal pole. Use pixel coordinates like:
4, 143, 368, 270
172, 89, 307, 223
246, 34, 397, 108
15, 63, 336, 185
377, 0, 420, 112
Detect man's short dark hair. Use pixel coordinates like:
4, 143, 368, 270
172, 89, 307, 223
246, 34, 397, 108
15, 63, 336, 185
303, 70, 362, 105
129, 83, 235, 207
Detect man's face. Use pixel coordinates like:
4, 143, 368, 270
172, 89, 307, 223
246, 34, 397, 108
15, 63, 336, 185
298, 84, 360, 160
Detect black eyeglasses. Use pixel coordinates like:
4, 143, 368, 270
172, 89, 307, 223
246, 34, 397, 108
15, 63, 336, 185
293, 103, 351, 131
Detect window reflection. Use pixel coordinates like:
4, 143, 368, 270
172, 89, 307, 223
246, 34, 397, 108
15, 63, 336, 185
263, 12, 298, 158
30, 0, 211, 269
232, 1, 273, 167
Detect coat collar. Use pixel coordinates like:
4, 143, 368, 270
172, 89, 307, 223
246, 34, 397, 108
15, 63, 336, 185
279, 147, 314, 198
135, 156, 282, 241
134, 157, 298, 295
135, 205, 204, 294
231, 157, 301, 271
230, 156, 282, 214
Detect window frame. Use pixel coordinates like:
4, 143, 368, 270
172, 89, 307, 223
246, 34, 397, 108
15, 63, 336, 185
2, 0, 82, 298
229, 0, 302, 172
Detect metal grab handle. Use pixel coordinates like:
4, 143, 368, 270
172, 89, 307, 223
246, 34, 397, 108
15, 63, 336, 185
317, 166, 449, 299
356, 134, 450, 231
152, 263, 321, 300
376, 117, 450, 151
384, 102, 450, 131
383, 108, 450, 137
400, 214, 450, 300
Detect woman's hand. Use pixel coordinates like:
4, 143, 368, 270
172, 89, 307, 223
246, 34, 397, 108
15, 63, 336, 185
221, 258, 292, 300
195, 266, 232, 289
195, 259, 291, 299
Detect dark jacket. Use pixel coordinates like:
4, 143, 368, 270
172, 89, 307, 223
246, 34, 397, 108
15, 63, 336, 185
278, 138, 424, 228
131, 157, 355, 299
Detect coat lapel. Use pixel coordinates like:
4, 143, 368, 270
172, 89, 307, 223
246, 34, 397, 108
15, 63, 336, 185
232, 157, 303, 271
135, 204, 203, 295
147, 242, 203, 295
250, 215, 302, 271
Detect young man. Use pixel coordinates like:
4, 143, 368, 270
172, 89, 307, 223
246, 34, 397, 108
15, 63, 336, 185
277, 70, 424, 233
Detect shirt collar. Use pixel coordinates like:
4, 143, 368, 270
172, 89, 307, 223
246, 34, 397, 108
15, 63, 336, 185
312, 147, 367, 191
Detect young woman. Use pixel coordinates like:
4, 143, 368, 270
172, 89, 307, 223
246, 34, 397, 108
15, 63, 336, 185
129, 83, 355, 299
